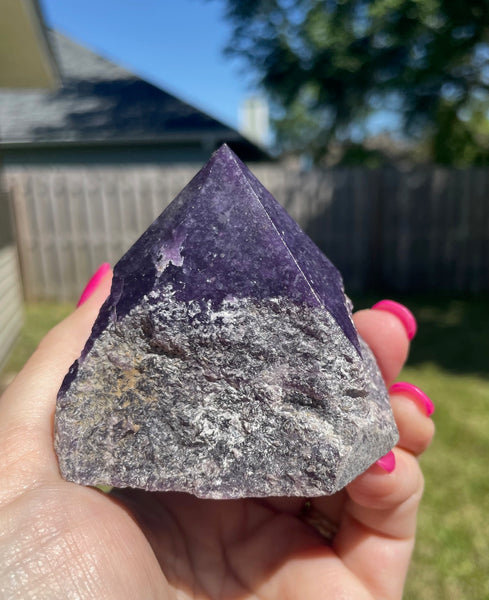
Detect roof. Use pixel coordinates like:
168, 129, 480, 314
0, 0, 60, 89
0, 31, 269, 160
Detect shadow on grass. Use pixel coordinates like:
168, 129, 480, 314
351, 293, 489, 379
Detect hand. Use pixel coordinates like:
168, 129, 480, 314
0, 270, 434, 599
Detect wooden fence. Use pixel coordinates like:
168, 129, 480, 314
0, 186, 23, 370
5, 164, 489, 301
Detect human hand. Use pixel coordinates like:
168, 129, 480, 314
0, 269, 434, 599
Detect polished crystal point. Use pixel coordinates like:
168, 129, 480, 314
55, 144, 398, 498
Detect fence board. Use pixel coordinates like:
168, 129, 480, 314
5, 164, 489, 300
0, 245, 24, 370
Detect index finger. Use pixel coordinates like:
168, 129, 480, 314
0, 271, 113, 501
353, 307, 411, 386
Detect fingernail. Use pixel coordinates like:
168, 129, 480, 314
376, 450, 396, 473
390, 381, 435, 416
77, 263, 111, 307
371, 299, 417, 340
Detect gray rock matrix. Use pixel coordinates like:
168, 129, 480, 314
55, 289, 398, 498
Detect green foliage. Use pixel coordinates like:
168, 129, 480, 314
218, 0, 489, 164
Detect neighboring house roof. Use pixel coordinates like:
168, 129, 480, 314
0, 31, 269, 160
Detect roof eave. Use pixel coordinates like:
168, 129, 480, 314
0, 130, 240, 148
0, 0, 60, 89
0, 131, 272, 159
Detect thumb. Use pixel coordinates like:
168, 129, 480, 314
0, 268, 112, 496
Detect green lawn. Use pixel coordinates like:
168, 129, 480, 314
1, 295, 489, 599
1, 302, 75, 379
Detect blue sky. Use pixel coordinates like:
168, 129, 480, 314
41, 0, 256, 130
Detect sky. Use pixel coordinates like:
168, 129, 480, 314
41, 0, 256, 131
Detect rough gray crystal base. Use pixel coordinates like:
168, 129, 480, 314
55, 288, 398, 498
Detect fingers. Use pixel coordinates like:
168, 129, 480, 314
325, 302, 433, 598
0, 271, 112, 428
390, 386, 435, 456
353, 308, 410, 386
0, 270, 112, 499
353, 303, 435, 457
332, 448, 423, 599
345, 448, 424, 537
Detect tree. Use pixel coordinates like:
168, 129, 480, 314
217, 0, 489, 165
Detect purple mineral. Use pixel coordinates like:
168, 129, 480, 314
55, 144, 398, 498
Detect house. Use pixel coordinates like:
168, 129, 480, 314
0, 0, 60, 89
0, 30, 270, 304
0, 0, 60, 373
0, 31, 269, 166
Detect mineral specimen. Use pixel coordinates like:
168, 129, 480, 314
55, 144, 398, 498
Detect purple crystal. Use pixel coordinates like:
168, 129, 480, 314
55, 144, 398, 498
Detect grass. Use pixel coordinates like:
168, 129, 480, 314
1, 302, 75, 379
405, 366, 489, 599
1, 294, 489, 599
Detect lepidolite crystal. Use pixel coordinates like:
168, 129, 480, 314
55, 144, 398, 498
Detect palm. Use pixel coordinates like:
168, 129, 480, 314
112, 489, 344, 598
26, 479, 352, 599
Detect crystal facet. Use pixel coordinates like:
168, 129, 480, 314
55, 144, 398, 498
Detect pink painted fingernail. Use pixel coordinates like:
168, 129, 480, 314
77, 263, 111, 307
376, 450, 396, 473
390, 381, 435, 416
371, 299, 417, 340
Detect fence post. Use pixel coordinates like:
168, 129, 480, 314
0, 182, 25, 371
9, 178, 35, 301
366, 168, 385, 290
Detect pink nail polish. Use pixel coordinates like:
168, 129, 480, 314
389, 381, 435, 416
371, 299, 417, 340
376, 450, 396, 473
77, 263, 111, 307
